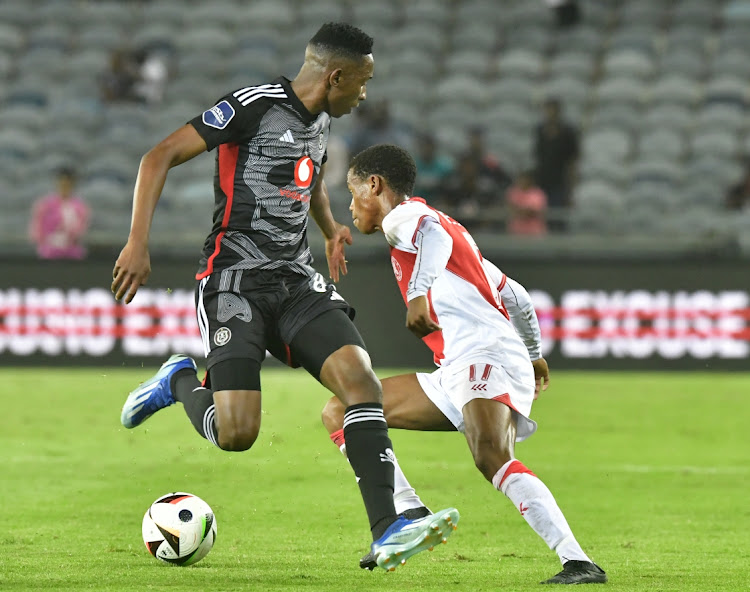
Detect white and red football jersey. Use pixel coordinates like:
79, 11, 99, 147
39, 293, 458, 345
382, 198, 531, 369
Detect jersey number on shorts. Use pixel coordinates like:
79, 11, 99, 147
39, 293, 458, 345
312, 272, 344, 301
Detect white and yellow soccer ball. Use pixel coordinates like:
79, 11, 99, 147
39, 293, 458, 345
142, 492, 217, 566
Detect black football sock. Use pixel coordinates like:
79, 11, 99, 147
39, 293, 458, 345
172, 370, 219, 446
343, 403, 398, 541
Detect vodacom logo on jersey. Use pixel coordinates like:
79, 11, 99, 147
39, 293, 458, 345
280, 156, 314, 203
294, 156, 313, 188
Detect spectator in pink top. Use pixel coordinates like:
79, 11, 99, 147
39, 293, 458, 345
29, 167, 90, 259
505, 170, 548, 236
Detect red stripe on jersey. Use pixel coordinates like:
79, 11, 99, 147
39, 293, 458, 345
438, 215, 509, 320
197, 232, 225, 280
196, 143, 239, 280
498, 274, 507, 291
411, 214, 431, 247
498, 460, 537, 489
469, 365, 476, 381
481, 364, 492, 380
403, 199, 508, 320
389, 246, 445, 365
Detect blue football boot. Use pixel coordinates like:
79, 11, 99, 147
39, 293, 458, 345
370, 507, 460, 571
120, 354, 197, 428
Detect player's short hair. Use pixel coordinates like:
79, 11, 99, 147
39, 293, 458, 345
349, 144, 416, 197
308, 22, 374, 60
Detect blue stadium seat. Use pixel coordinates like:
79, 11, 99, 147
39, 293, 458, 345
589, 104, 641, 134
636, 128, 686, 162
583, 128, 633, 163
672, 0, 718, 26
548, 51, 596, 81
704, 75, 748, 108
642, 104, 693, 133
299, 1, 347, 24
594, 77, 647, 108
448, 23, 499, 53
0, 23, 24, 53
603, 49, 656, 80
648, 75, 701, 108
442, 50, 492, 78
658, 48, 707, 80
689, 130, 740, 160
27, 24, 72, 52
404, 0, 451, 27
435, 74, 489, 107
496, 49, 545, 80
241, 0, 297, 30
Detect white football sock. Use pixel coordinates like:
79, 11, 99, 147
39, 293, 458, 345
392, 454, 426, 514
337, 439, 425, 514
492, 459, 590, 565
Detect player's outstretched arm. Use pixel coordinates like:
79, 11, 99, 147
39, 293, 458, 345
309, 163, 352, 282
112, 125, 207, 304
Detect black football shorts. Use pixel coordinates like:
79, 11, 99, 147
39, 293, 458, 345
194, 268, 365, 382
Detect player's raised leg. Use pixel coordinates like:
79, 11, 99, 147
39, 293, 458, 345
322, 372, 455, 569
292, 310, 458, 570
322, 373, 453, 513
121, 354, 197, 428
121, 354, 263, 452
462, 398, 606, 585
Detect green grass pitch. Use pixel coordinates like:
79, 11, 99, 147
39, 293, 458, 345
1, 368, 748, 591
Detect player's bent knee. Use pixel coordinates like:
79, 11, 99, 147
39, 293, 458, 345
469, 436, 513, 480
217, 423, 260, 452
321, 397, 345, 433
320, 345, 382, 406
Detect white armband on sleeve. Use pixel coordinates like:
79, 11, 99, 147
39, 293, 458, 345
406, 217, 453, 301
499, 276, 543, 361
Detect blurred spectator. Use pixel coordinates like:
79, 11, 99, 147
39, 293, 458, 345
466, 126, 512, 194
505, 170, 548, 236
413, 132, 454, 203
346, 99, 413, 156
725, 162, 750, 210
533, 98, 579, 232
29, 168, 90, 260
441, 151, 503, 226
100, 48, 142, 103
134, 48, 170, 105
545, 0, 581, 28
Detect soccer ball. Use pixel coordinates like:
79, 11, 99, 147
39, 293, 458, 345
142, 492, 218, 566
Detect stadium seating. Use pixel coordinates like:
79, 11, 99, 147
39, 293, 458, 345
0, 0, 747, 252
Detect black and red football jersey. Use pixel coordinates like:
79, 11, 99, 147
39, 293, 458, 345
188, 76, 330, 280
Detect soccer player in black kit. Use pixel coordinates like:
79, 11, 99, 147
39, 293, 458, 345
112, 23, 458, 571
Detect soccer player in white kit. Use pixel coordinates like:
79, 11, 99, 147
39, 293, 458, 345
321, 144, 607, 585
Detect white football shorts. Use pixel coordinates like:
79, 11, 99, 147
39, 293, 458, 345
416, 356, 538, 442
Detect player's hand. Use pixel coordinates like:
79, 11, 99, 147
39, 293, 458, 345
532, 357, 550, 399
112, 241, 151, 304
406, 296, 442, 338
325, 222, 353, 283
